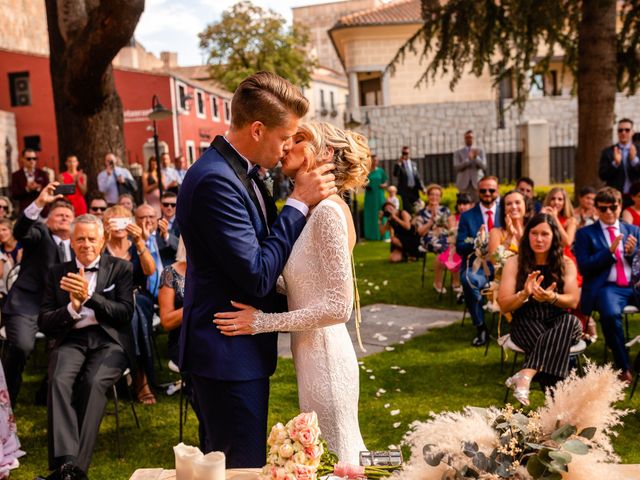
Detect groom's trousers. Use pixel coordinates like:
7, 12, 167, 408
191, 374, 270, 468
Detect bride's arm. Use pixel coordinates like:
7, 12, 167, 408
214, 204, 353, 335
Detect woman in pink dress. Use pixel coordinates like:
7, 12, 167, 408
58, 155, 87, 215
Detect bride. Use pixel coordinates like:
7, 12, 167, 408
214, 122, 370, 464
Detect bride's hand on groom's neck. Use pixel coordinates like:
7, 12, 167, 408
290, 160, 337, 208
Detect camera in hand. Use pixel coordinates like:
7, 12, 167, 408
54, 184, 76, 196
382, 209, 392, 218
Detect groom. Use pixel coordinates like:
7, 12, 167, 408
176, 71, 336, 467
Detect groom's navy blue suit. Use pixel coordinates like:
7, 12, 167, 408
177, 136, 306, 467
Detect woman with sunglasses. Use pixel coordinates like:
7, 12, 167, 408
0, 197, 13, 221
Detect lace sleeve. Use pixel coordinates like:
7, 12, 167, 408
251, 203, 353, 333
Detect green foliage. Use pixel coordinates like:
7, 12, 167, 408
198, 1, 316, 92
389, 0, 640, 108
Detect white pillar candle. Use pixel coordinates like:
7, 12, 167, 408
174, 442, 204, 480
193, 451, 226, 480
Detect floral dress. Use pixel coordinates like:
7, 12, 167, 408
416, 205, 451, 253
0, 361, 25, 478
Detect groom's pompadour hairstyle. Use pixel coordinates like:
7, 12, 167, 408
230, 71, 309, 129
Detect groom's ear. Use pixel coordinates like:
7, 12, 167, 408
250, 121, 265, 142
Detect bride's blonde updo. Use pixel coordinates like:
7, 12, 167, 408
298, 122, 371, 194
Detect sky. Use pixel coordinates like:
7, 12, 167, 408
135, 0, 317, 66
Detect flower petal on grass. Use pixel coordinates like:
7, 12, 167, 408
393, 422, 402, 429
390, 409, 400, 416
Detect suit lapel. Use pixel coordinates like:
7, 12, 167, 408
95, 256, 113, 293
212, 136, 268, 231
594, 222, 609, 250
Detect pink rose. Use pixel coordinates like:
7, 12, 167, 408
305, 444, 324, 462
334, 462, 366, 479
294, 464, 317, 480
278, 443, 294, 459
292, 412, 318, 433
297, 426, 319, 447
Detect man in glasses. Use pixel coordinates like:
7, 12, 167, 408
574, 187, 639, 384
11, 148, 49, 213
599, 118, 640, 208
157, 191, 180, 266
87, 194, 108, 219
393, 146, 424, 210
454, 130, 486, 202
456, 176, 502, 346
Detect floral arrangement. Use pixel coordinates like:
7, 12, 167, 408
261, 412, 401, 480
492, 245, 517, 275
392, 362, 629, 480
464, 226, 489, 275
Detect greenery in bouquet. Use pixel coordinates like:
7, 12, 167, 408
393, 362, 629, 480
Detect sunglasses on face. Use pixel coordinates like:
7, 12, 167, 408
618, 128, 631, 133
0, 205, 9, 211
25, 157, 37, 161
479, 188, 497, 194
596, 204, 618, 213
162, 202, 176, 208
90, 206, 107, 212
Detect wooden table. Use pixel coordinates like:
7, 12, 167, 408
130, 468, 260, 480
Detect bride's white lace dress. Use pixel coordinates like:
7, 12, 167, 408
252, 199, 367, 464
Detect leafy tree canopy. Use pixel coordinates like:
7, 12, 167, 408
199, 0, 316, 92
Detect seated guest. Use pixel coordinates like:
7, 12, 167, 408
159, 237, 186, 366
0, 358, 24, 477
516, 176, 542, 213
117, 193, 136, 212
136, 203, 178, 291
160, 190, 180, 239
0, 196, 13, 221
37, 214, 133, 480
2, 184, 74, 405
387, 185, 400, 210
103, 206, 157, 405
415, 184, 452, 293
574, 186, 598, 228
0, 219, 21, 298
574, 187, 640, 383
379, 202, 421, 263
622, 181, 640, 227
87, 193, 108, 220
488, 190, 529, 262
456, 176, 502, 346
499, 213, 582, 405
542, 187, 577, 251
11, 148, 49, 213
58, 154, 88, 215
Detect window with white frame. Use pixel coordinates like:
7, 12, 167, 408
195, 89, 205, 118
176, 81, 188, 112
186, 140, 196, 164
199, 142, 209, 157
211, 95, 220, 120
223, 100, 231, 124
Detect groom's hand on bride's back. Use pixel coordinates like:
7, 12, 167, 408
290, 159, 337, 208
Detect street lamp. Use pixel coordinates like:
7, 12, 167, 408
148, 95, 173, 199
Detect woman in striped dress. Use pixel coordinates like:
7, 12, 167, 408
498, 213, 583, 406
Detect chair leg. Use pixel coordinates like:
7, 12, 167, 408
113, 385, 122, 459
179, 376, 185, 443
151, 332, 163, 373
461, 306, 467, 327
625, 313, 630, 343
629, 372, 639, 400
438, 268, 447, 301
421, 254, 427, 288
575, 354, 585, 376
484, 312, 497, 357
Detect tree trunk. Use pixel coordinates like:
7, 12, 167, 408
575, 0, 617, 194
45, 0, 144, 194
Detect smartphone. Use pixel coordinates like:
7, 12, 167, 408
109, 217, 132, 231
54, 184, 76, 196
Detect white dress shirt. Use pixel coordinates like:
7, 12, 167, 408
67, 256, 101, 329
479, 203, 498, 229
599, 220, 632, 283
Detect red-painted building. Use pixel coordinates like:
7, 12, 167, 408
0, 47, 232, 173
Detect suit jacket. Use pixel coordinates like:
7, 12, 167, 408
574, 221, 640, 316
2, 213, 73, 317
156, 221, 180, 267
38, 255, 135, 364
455, 203, 503, 270
453, 147, 487, 190
393, 160, 424, 198
176, 135, 306, 381
598, 144, 640, 193
11, 168, 49, 212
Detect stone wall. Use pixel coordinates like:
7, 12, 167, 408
0, 111, 18, 189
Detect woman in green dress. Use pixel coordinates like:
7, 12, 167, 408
364, 154, 388, 240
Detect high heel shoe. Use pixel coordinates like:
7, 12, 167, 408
433, 283, 447, 295
505, 373, 532, 406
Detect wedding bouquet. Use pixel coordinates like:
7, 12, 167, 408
392, 362, 629, 480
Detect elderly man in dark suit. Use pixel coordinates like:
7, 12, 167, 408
11, 148, 50, 213
599, 118, 640, 207
393, 146, 424, 210
36, 214, 134, 480
2, 183, 74, 405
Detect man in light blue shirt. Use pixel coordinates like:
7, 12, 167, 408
97, 153, 134, 205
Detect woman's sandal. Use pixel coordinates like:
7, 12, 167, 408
137, 383, 157, 405
505, 373, 532, 406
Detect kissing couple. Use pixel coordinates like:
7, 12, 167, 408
176, 71, 371, 467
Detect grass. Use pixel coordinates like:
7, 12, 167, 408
9, 242, 640, 479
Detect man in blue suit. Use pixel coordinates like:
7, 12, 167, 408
176, 72, 336, 467
456, 176, 502, 346
574, 187, 639, 383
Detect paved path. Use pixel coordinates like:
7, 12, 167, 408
277, 303, 464, 358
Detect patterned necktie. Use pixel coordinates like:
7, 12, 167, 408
486, 210, 494, 231
607, 226, 629, 287
146, 236, 161, 297
248, 165, 278, 226
57, 241, 68, 262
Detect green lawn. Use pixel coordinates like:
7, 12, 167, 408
9, 242, 640, 479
